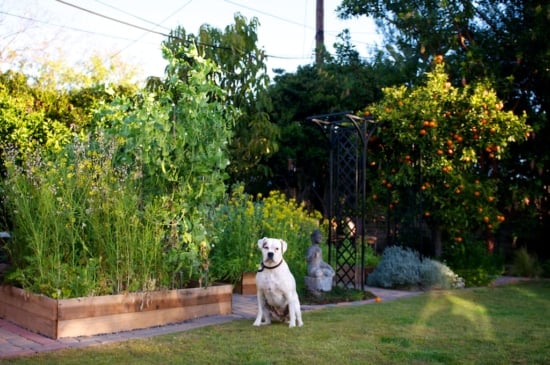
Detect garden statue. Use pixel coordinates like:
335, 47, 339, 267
305, 229, 334, 292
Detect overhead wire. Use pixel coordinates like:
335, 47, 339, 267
55, 0, 170, 38
223, 0, 379, 57
92, 0, 173, 32
0, 10, 143, 43
225, 0, 374, 39
4, 0, 368, 69
53, 0, 311, 60
104, 0, 194, 59
224, 0, 315, 30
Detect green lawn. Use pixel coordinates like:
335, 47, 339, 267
4, 281, 549, 365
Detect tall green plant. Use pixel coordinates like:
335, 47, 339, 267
364, 62, 530, 257
95, 44, 238, 289
208, 185, 263, 284
2, 136, 166, 298
162, 15, 279, 186
1, 44, 238, 297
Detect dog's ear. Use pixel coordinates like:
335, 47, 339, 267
280, 240, 288, 254
258, 237, 267, 249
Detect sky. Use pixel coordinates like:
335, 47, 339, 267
0, 0, 382, 82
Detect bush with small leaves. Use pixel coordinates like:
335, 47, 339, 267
367, 246, 422, 289
367, 245, 464, 289
420, 258, 465, 289
510, 247, 541, 278
443, 240, 503, 287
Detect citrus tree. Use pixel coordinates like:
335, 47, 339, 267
365, 59, 531, 257
339, 0, 550, 259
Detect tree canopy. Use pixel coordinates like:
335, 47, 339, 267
337, 0, 550, 257
159, 14, 279, 186
365, 60, 530, 256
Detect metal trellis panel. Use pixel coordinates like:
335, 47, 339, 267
307, 112, 380, 289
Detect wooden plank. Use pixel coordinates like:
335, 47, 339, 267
57, 300, 233, 338
0, 285, 58, 320
0, 301, 57, 339
241, 282, 257, 295
241, 273, 256, 286
0, 284, 232, 339
0, 286, 58, 338
58, 285, 232, 320
234, 272, 257, 295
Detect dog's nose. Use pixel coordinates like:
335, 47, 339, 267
267, 252, 274, 260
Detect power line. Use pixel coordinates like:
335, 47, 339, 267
107, 0, 194, 59
2, 1, 332, 69
54, 0, 312, 60
55, 0, 170, 38
0, 10, 145, 43
54, 0, 244, 55
224, 0, 315, 30
92, 0, 172, 31
225, 0, 373, 38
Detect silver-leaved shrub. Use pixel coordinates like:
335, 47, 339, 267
367, 245, 464, 289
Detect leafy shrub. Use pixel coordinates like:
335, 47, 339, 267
364, 244, 381, 267
510, 247, 541, 278
0, 71, 73, 157
420, 259, 465, 289
541, 260, 550, 278
367, 246, 422, 289
260, 190, 324, 283
208, 186, 323, 290
443, 240, 504, 287
367, 245, 464, 289
1, 45, 237, 298
208, 185, 263, 284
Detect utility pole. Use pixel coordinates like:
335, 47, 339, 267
315, 0, 324, 66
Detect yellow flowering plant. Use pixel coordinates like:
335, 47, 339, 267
260, 190, 324, 281
209, 185, 325, 288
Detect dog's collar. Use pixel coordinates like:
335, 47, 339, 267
257, 260, 284, 272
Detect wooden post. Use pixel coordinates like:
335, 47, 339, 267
315, 0, 324, 66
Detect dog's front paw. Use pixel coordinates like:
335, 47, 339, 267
288, 319, 303, 328
253, 322, 270, 326
253, 319, 271, 326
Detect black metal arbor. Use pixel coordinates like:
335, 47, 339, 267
307, 112, 380, 289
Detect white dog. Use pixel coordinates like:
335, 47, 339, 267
253, 237, 303, 328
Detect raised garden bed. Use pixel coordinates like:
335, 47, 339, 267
233, 272, 257, 295
0, 283, 232, 339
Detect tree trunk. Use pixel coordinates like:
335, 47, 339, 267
486, 231, 495, 253
432, 225, 443, 258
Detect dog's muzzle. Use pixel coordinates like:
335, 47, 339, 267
267, 252, 274, 260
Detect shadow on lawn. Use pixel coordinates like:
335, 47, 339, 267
300, 285, 376, 305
